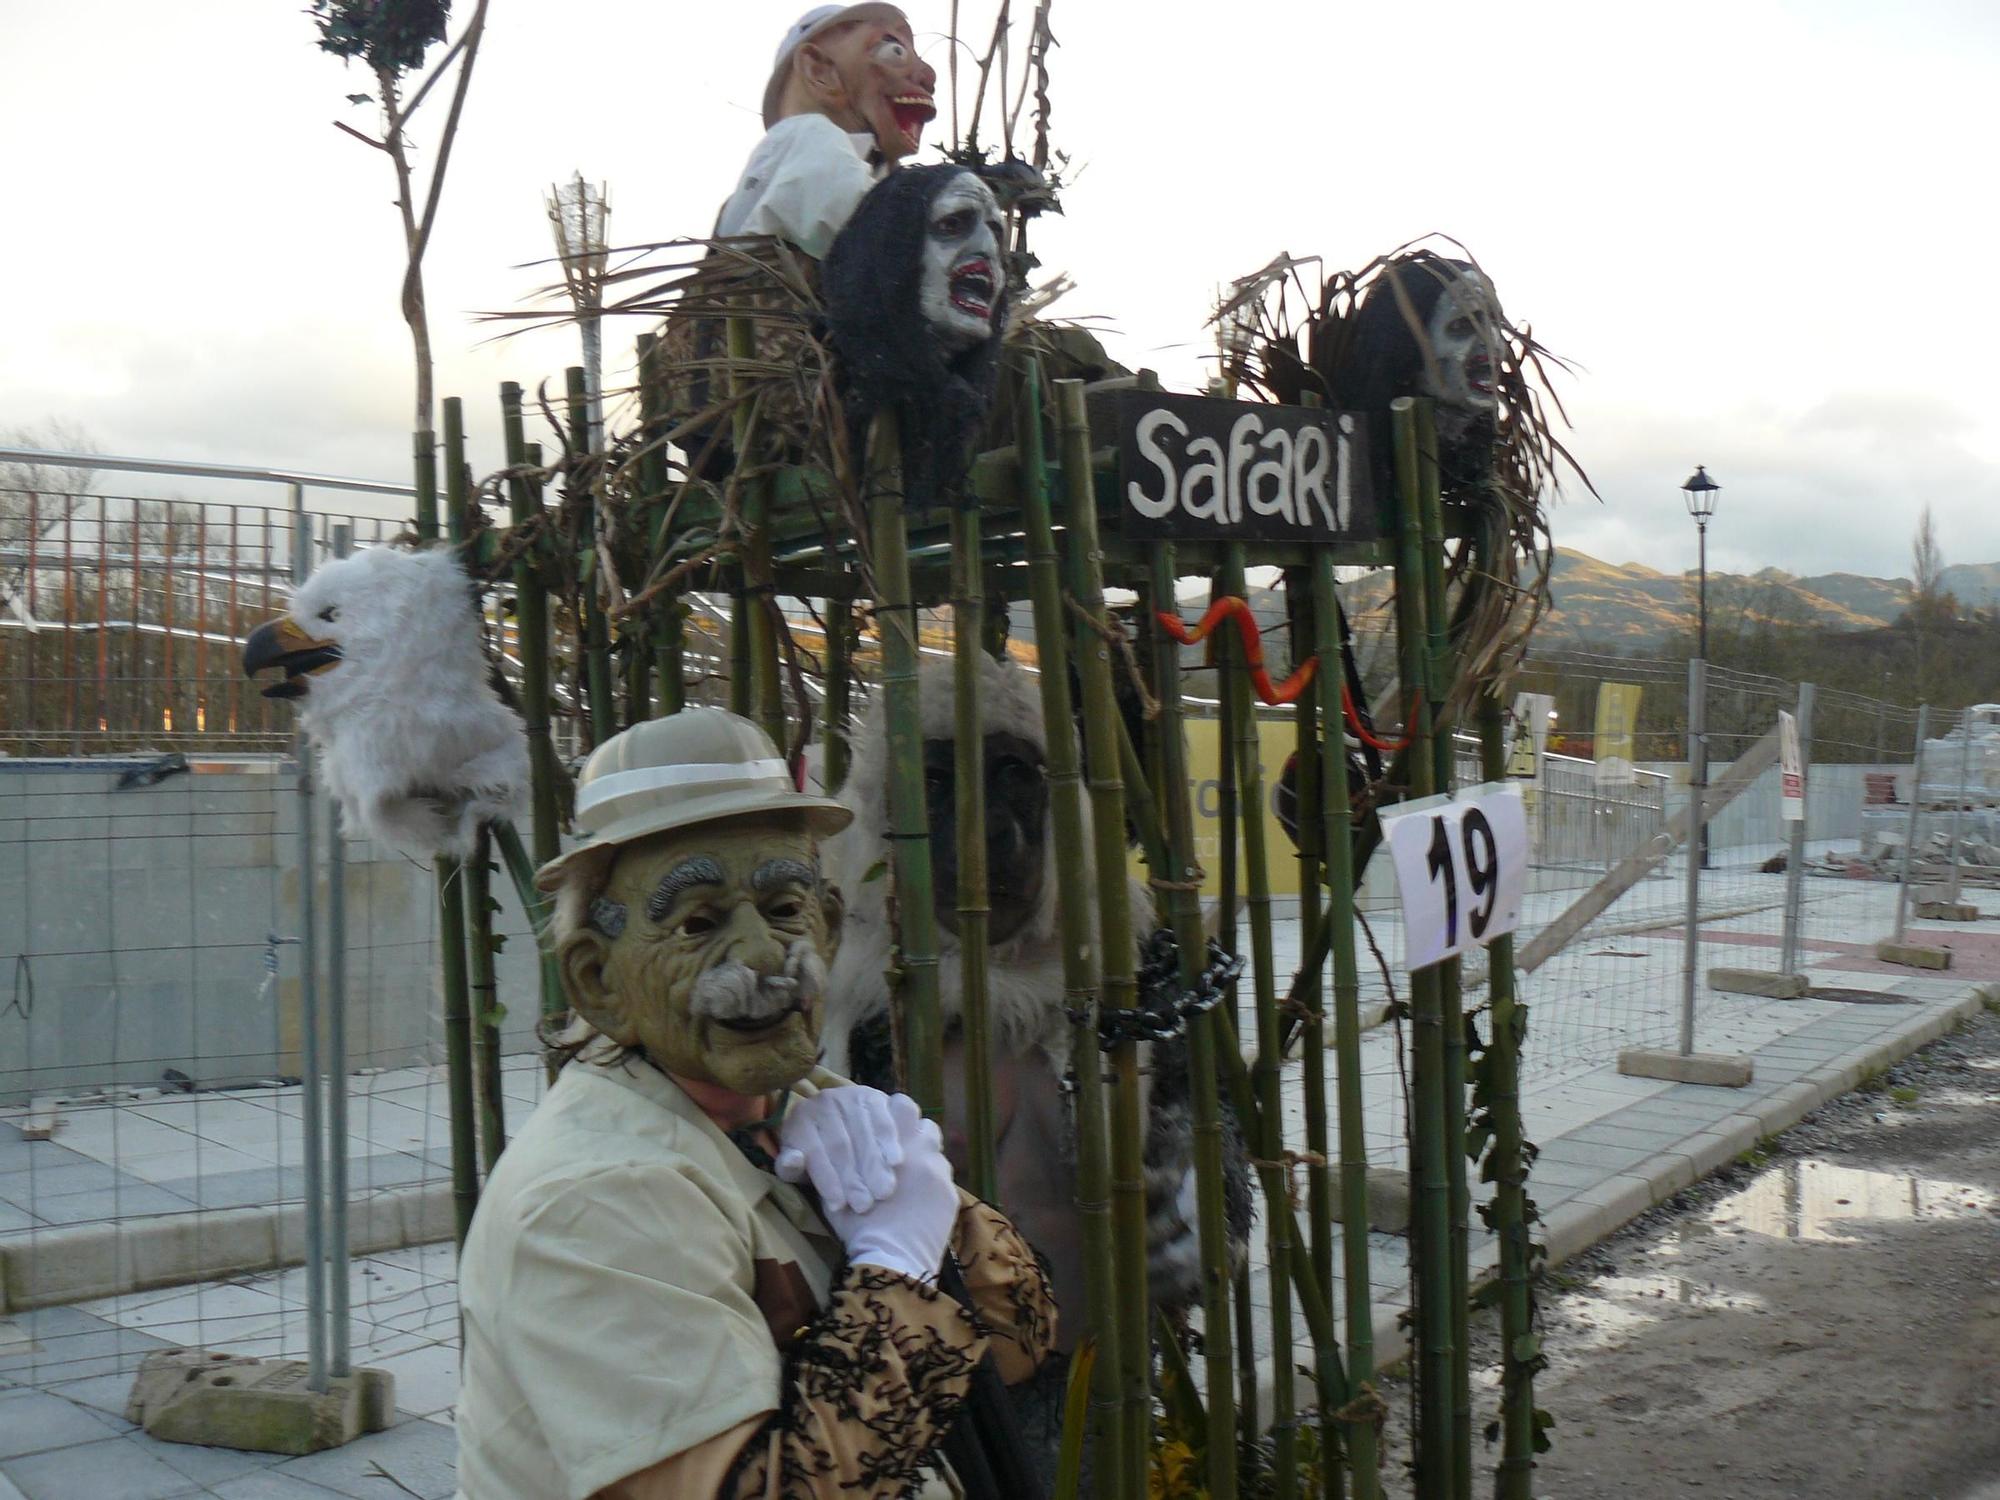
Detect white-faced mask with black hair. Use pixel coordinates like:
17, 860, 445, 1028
1420, 270, 1501, 417
918, 170, 1004, 352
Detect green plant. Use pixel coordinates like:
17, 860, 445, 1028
1889, 1085, 1921, 1107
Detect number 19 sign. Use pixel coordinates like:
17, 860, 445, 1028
1379, 782, 1529, 972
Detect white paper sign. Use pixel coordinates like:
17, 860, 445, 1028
1381, 781, 1530, 972
1779, 710, 1805, 823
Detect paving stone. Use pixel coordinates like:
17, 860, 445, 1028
128, 1430, 290, 1488
0, 1388, 127, 1460
270, 1415, 456, 1499
0, 1435, 202, 1500
210, 1472, 353, 1498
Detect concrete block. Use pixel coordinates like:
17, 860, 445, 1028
1915, 900, 1979, 921
1617, 1047, 1755, 1088
125, 1349, 394, 1456
1323, 1168, 1411, 1234
1707, 967, 1810, 999
1875, 940, 1951, 969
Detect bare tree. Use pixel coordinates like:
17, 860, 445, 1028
1911, 504, 1952, 621
311, 0, 491, 498
1, 420, 101, 627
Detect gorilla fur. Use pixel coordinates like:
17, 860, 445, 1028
821, 164, 1011, 506
821, 652, 1250, 1311
821, 650, 1143, 1077
282, 546, 529, 860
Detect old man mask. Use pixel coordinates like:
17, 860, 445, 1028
766, 3, 938, 160
542, 710, 850, 1097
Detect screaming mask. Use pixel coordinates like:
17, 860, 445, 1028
779, 5, 938, 162
1418, 266, 1501, 418
917, 171, 1004, 352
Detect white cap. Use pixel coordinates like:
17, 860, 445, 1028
760, 3, 907, 129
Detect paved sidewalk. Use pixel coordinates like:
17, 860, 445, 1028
2, 952, 1992, 1493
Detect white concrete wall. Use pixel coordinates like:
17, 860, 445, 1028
0, 758, 543, 1104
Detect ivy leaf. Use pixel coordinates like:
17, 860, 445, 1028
483, 1003, 508, 1026
861, 859, 889, 884
1511, 1333, 1542, 1363
346, 92, 373, 105
490, 932, 507, 952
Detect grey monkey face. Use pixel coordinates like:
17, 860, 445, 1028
922, 730, 1049, 945
917, 171, 1004, 352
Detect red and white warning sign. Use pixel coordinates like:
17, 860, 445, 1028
1779, 709, 1805, 822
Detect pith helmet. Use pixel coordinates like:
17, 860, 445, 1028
535, 709, 850, 890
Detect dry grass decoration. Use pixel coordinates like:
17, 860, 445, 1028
1214, 238, 1593, 713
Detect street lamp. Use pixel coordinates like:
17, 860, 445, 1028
1682, 465, 1722, 661
1682, 465, 1721, 869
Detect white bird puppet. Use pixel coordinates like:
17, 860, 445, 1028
242, 545, 529, 860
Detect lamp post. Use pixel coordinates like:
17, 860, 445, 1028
1683, 466, 1721, 868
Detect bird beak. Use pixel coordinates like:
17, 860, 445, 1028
242, 616, 342, 700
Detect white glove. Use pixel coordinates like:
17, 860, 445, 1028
784, 1089, 957, 1283
775, 1085, 905, 1213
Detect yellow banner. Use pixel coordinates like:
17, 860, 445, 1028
1592, 681, 1643, 785
1161, 717, 1302, 898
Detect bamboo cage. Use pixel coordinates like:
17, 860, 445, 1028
409, 283, 1552, 1496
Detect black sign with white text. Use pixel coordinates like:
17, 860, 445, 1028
1116, 391, 1379, 543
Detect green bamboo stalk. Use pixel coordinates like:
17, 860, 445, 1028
1055, 377, 1150, 1496
436, 854, 479, 1241
1390, 396, 1454, 1497
1479, 694, 1538, 1499
465, 826, 506, 1173
950, 495, 998, 1203
414, 429, 439, 542
1144, 553, 1239, 1500
1313, 554, 1381, 1499
566, 366, 617, 745
636, 332, 683, 717
492, 819, 564, 1024
824, 595, 853, 790
1413, 400, 1474, 1499
1287, 570, 1344, 1500
1015, 361, 1126, 1492
726, 318, 779, 734
1221, 544, 1296, 1500
866, 409, 944, 1118
442, 398, 468, 545
501, 384, 562, 871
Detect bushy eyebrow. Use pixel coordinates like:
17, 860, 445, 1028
646, 857, 726, 922
752, 858, 817, 893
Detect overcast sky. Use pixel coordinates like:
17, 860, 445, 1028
3, 0, 1996, 580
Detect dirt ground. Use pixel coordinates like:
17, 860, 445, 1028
1380, 1002, 2000, 1499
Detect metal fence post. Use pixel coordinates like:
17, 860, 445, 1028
1893, 703, 1930, 944
326, 523, 352, 1378
1949, 706, 1972, 905
1779, 682, 1815, 978
1679, 658, 1708, 1056
289, 483, 328, 1395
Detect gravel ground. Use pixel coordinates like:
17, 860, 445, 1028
1376, 1001, 2000, 1499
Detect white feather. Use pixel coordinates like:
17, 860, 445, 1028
284, 547, 529, 860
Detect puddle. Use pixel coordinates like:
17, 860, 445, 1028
1701, 1158, 1998, 1243
1560, 1271, 1763, 1351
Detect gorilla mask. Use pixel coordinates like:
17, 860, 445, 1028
922, 730, 1050, 944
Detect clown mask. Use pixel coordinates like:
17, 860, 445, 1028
560, 815, 843, 1097
1419, 269, 1501, 417
792, 7, 937, 162
917, 170, 1003, 352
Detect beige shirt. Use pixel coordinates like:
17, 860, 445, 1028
454, 1056, 841, 1500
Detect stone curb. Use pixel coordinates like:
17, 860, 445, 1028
0, 1182, 453, 1314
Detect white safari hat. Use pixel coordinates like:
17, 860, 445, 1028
760, 2, 908, 129
535, 708, 850, 890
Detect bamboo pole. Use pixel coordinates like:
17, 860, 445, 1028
727, 319, 773, 729
636, 332, 683, 716
1015, 361, 1125, 1492
1478, 693, 1538, 1499
1220, 544, 1296, 1500
824, 596, 853, 791
865, 409, 944, 1117
567, 366, 617, 745
1414, 401, 1474, 1498
1055, 378, 1151, 1495
1390, 396, 1454, 1497
1145, 554, 1240, 1500
437, 853, 480, 1241
493, 819, 564, 1025
1313, 553, 1381, 1499
950, 492, 998, 1202
466, 826, 506, 1173
502, 384, 562, 870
